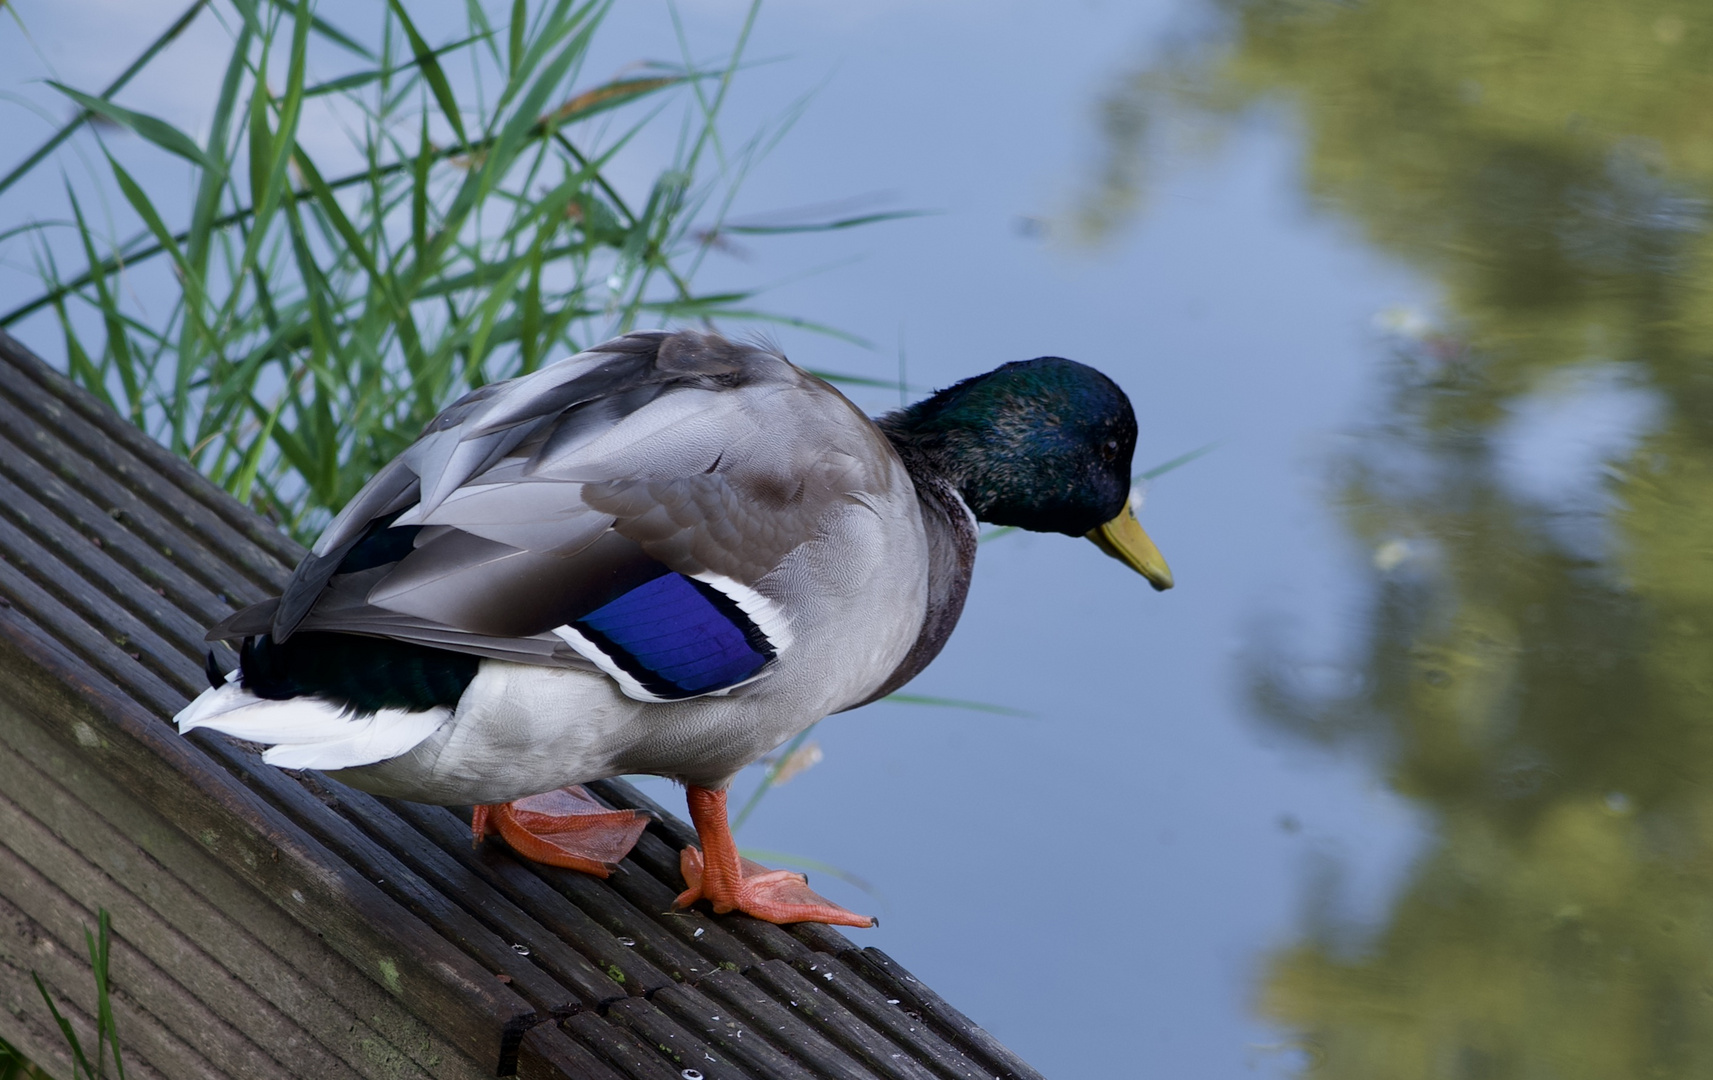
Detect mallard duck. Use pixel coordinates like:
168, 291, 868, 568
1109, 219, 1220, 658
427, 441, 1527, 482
176, 329, 1171, 926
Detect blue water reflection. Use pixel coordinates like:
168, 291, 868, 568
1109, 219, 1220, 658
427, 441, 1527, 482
1086, 0, 1713, 1076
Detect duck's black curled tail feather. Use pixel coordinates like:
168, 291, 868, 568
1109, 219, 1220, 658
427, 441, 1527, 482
239, 632, 479, 715
204, 650, 225, 691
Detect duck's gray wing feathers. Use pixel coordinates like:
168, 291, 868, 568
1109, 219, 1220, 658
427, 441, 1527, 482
212, 330, 908, 702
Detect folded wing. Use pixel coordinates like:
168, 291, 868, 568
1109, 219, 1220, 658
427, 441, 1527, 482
212, 330, 898, 703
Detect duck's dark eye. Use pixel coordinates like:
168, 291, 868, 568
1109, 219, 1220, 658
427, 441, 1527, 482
1101, 438, 1120, 461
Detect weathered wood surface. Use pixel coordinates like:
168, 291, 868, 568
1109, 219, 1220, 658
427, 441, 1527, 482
0, 328, 1049, 1080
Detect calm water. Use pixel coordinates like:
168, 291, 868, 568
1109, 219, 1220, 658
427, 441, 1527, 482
1133, 3, 1713, 1077
8, 0, 1713, 1076
624, 2, 1713, 1075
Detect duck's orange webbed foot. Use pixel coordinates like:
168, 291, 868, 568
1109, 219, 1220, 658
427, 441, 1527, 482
673, 785, 876, 928
472, 786, 650, 877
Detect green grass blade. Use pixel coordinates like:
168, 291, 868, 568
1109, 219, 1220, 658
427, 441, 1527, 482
31, 972, 93, 1079
508, 0, 527, 78
718, 209, 930, 236
226, 0, 262, 35
247, 70, 273, 214
730, 724, 816, 833
4, 50, 688, 331
0, 220, 71, 244
386, 0, 469, 147
291, 150, 394, 306
233, 393, 288, 503
1137, 440, 1219, 481
481, 4, 605, 183
86, 911, 126, 1080
411, 108, 432, 265
543, 73, 691, 128
302, 33, 486, 98
0, 1033, 38, 1079
105, 151, 218, 450
177, 21, 249, 434
519, 229, 546, 372
104, 155, 194, 280
881, 693, 1034, 718
9, 0, 921, 546
52, 296, 113, 414
803, 369, 904, 390
63, 184, 140, 418
261, 0, 374, 60
224, 0, 311, 331
735, 849, 879, 899
0, 0, 210, 198
47, 83, 225, 174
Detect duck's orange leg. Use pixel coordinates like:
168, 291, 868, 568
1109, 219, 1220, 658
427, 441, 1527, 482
673, 785, 875, 927
472, 786, 650, 877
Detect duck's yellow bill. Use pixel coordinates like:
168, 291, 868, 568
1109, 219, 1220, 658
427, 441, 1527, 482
1086, 506, 1173, 591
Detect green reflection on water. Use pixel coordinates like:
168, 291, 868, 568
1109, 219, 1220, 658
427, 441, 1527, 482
1107, 1, 1713, 1075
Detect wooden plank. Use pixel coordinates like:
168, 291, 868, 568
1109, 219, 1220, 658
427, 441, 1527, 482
0, 872, 226, 1079
0, 379, 279, 636
0, 940, 171, 1080
564, 780, 990, 1080
0, 457, 223, 694
365, 794, 683, 999
0, 385, 548, 1076
1, 331, 572, 1073
0, 784, 351, 1080
557, 1011, 689, 1080
511, 800, 757, 979
0, 609, 541, 1076
230, 759, 582, 1018
515, 1020, 630, 1080
693, 969, 881, 1080
0, 926, 101, 1080
840, 950, 1046, 1080
0, 422, 233, 618
0, 689, 489, 1076
579, 793, 829, 973
742, 962, 945, 1080
0, 499, 202, 714
0, 330, 299, 580
0, 838, 295, 1080
604, 997, 760, 1080
774, 957, 986, 1080
647, 983, 823, 1080
0, 333, 556, 1072
0, 706, 468, 1079
381, 796, 714, 990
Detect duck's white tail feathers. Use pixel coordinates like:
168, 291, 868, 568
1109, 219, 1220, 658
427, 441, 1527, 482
175, 675, 450, 771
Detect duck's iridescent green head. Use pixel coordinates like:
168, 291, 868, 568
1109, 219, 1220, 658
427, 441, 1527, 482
880, 356, 1173, 589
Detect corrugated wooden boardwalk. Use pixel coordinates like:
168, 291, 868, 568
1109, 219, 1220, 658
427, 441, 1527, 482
0, 328, 1046, 1080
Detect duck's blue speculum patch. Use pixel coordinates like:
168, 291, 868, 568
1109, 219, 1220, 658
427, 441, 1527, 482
572, 572, 774, 699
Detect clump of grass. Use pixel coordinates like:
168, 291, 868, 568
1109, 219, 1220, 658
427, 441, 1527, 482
2, 0, 893, 544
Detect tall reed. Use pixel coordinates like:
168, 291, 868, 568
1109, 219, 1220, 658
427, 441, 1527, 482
2, 0, 888, 543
